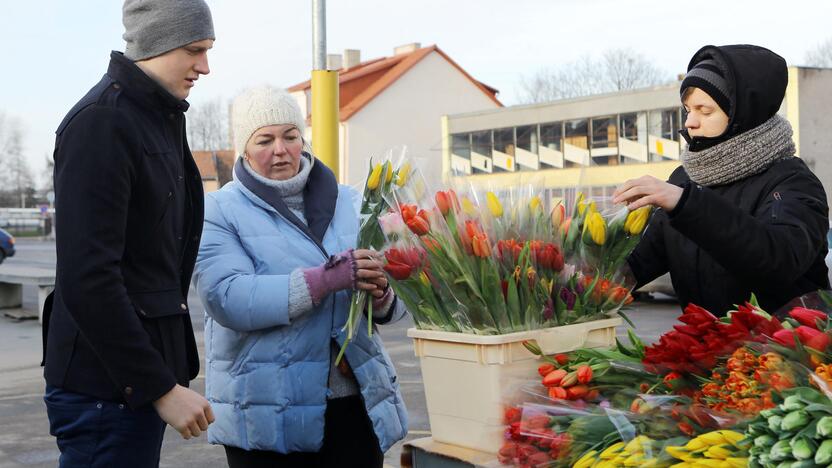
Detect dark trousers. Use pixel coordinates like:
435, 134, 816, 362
224, 395, 384, 468
44, 385, 167, 468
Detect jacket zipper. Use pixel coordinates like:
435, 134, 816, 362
269, 201, 340, 400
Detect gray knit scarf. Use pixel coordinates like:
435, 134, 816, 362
682, 114, 795, 187
241, 154, 313, 221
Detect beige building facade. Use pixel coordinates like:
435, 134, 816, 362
443, 66, 832, 206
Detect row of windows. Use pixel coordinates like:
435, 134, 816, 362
450, 108, 685, 175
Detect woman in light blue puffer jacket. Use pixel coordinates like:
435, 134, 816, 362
193, 86, 407, 468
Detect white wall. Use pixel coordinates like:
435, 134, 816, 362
341, 51, 501, 188
796, 68, 832, 207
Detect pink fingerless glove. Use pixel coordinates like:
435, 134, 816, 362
302, 249, 357, 306
371, 286, 393, 310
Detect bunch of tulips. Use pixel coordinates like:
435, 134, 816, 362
375, 161, 653, 334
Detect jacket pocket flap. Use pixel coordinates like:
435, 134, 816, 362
129, 290, 189, 318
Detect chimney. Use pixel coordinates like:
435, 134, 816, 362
394, 42, 421, 55
326, 54, 342, 70
343, 49, 361, 69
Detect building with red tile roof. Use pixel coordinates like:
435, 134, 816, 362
287, 43, 502, 186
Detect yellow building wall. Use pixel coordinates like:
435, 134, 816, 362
786, 67, 801, 157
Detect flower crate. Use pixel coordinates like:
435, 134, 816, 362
407, 317, 622, 453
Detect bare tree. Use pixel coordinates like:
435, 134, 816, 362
41, 154, 55, 193
186, 97, 231, 151
806, 37, 832, 67
518, 48, 671, 104
0, 114, 34, 207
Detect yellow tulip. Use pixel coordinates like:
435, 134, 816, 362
395, 162, 411, 187
690, 460, 728, 467
419, 271, 431, 287
725, 457, 748, 468
624, 207, 651, 235
600, 441, 625, 459
623, 435, 651, 454
529, 196, 542, 213
695, 431, 728, 446
461, 197, 477, 216
703, 444, 732, 460
486, 192, 503, 217
367, 164, 383, 190
573, 450, 597, 468
623, 453, 645, 466
685, 438, 708, 451
384, 162, 393, 183
719, 431, 746, 447
584, 211, 606, 245
665, 446, 692, 461
551, 203, 565, 228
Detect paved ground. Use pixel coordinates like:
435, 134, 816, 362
0, 239, 681, 467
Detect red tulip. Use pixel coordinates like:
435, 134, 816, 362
383, 247, 427, 280
678, 422, 695, 436
795, 325, 831, 351
789, 307, 828, 329
535, 243, 563, 271
554, 354, 569, 366
538, 363, 556, 377
773, 329, 797, 347
576, 365, 593, 384
663, 371, 682, 389
406, 216, 430, 236
400, 203, 418, 222
503, 406, 522, 424
383, 262, 412, 281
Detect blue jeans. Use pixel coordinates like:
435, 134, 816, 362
44, 385, 167, 468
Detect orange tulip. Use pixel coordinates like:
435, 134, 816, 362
548, 387, 567, 400
472, 233, 492, 258
435, 191, 451, 216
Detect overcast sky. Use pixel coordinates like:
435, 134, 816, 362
1, 0, 830, 181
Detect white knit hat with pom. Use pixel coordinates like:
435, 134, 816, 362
231, 85, 306, 156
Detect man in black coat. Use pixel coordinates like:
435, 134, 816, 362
43, 1, 216, 465
614, 44, 830, 316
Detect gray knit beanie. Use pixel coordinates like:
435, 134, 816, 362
123, 0, 215, 61
232, 86, 307, 157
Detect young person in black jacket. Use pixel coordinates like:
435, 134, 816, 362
613, 44, 830, 316
43, 1, 216, 466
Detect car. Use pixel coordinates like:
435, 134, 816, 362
0, 227, 15, 264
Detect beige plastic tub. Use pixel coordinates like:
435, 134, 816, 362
407, 317, 622, 453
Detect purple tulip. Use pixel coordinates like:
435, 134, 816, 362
543, 298, 554, 320
559, 287, 576, 310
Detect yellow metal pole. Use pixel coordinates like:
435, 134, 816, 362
311, 70, 339, 180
